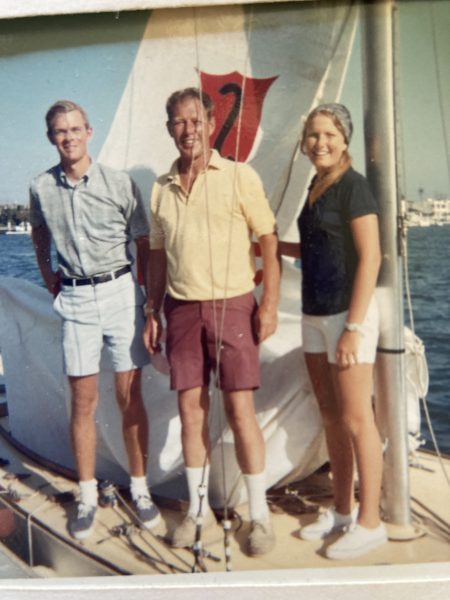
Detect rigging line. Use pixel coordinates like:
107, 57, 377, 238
429, 1, 450, 188
211, 8, 255, 401
196, 6, 255, 363
192, 12, 220, 339
112, 523, 185, 574
188, 9, 221, 574
392, 0, 407, 208
209, 6, 257, 574
112, 487, 186, 573
219, 8, 253, 315
192, 4, 255, 572
210, 4, 253, 430
180, 8, 201, 205
193, 43, 228, 578
212, 9, 256, 571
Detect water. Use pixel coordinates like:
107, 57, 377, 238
0, 229, 448, 454
0, 233, 44, 283
404, 226, 450, 454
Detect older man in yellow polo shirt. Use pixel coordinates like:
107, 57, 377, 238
144, 87, 280, 556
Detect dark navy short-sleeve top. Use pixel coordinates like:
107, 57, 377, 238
298, 167, 379, 316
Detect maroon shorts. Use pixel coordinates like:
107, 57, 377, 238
164, 292, 260, 392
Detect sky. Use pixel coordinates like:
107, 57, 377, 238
0, 10, 147, 205
0, 0, 448, 206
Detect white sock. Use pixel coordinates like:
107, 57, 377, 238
79, 479, 98, 507
186, 465, 210, 517
130, 476, 150, 501
243, 472, 269, 521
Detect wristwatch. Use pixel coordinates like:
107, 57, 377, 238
344, 322, 363, 334
144, 303, 159, 316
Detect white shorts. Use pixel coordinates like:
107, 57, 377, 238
302, 296, 379, 364
53, 272, 150, 377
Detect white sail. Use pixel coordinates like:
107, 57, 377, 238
98, 3, 358, 238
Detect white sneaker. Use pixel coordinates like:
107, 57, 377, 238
299, 506, 357, 541
326, 522, 387, 560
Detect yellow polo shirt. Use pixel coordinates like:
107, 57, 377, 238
150, 150, 276, 301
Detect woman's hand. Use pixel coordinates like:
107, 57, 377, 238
335, 330, 360, 368
278, 241, 301, 259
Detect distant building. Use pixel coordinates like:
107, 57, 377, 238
428, 198, 450, 224
406, 198, 450, 227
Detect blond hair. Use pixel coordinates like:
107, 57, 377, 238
301, 108, 352, 204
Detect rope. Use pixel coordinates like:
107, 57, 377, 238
109, 521, 187, 574
207, 24, 253, 572
190, 475, 209, 573
189, 5, 256, 572
392, 1, 408, 212
106, 485, 194, 574
113, 487, 184, 571
214, 35, 254, 568
186, 10, 216, 574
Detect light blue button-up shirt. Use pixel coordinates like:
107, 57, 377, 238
29, 162, 148, 278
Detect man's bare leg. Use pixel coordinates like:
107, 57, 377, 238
69, 374, 98, 482
223, 389, 274, 555
115, 368, 160, 528
68, 374, 99, 539
115, 369, 148, 477
178, 386, 210, 468
171, 386, 211, 547
223, 390, 265, 474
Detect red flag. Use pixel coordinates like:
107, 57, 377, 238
200, 71, 277, 162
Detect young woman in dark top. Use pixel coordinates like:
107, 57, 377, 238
279, 103, 387, 559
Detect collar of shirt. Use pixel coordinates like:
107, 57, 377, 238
166, 148, 222, 188
56, 160, 96, 188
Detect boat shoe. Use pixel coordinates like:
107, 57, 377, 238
69, 502, 97, 540
325, 522, 387, 560
248, 518, 276, 556
299, 506, 358, 541
171, 511, 216, 548
133, 494, 161, 529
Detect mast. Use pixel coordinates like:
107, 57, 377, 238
362, 0, 412, 530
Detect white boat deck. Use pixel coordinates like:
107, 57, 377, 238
0, 418, 449, 578
0, 354, 449, 597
